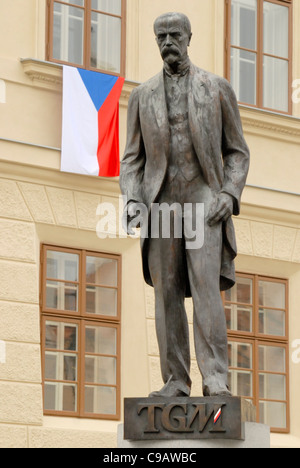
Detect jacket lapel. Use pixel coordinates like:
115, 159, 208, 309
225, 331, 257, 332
151, 71, 170, 160
188, 66, 207, 177
188, 65, 219, 190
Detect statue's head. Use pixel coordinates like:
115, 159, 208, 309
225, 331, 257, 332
153, 12, 192, 67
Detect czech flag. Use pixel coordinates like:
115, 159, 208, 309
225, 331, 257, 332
61, 66, 124, 177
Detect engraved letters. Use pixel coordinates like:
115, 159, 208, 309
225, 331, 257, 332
124, 397, 254, 441
137, 402, 226, 434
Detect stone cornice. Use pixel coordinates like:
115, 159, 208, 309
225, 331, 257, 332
20, 58, 138, 103
20, 58, 300, 141
240, 105, 300, 144
21, 58, 63, 91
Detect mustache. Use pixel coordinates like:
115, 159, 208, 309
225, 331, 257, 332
161, 45, 180, 57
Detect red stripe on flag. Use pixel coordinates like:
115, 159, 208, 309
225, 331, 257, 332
97, 77, 125, 177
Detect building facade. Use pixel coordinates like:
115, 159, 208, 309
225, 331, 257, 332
0, 0, 300, 448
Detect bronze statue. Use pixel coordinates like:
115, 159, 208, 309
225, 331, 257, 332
120, 12, 250, 398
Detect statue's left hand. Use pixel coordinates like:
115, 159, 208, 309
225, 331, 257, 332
207, 193, 234, 226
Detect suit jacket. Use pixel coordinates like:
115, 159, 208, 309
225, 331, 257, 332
120, 62, 250, 293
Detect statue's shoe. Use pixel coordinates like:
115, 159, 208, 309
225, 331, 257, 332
148, 380, 190, 398
203, 382, 232, 397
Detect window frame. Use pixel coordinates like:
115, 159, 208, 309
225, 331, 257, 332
223, 273, 290, 433
40, 244, 121, 420
224, 0, 293, 115
46, 0, 127, 77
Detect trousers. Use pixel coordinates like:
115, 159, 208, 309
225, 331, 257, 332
148, 170, 229, 394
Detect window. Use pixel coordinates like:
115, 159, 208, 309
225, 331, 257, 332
46, 0, 126, 76
40, 245, 121, 419
225, 0, 292, 113
223, 274, 289, 432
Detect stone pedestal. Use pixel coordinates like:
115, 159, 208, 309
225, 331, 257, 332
118, 396, 270, 449
118, 422, 270, 449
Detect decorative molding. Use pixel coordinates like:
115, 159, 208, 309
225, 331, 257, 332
0, 159, 120, 198
234, 217, 300, 264
240, 106, 300, 143
20, 58, 139, 101
21, 59, 63, 91
20, 59, 300, 142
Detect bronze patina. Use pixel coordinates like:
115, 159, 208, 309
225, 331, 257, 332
120, 12, 250, 399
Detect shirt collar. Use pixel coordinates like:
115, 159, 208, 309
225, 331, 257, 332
163, 58, 191, 78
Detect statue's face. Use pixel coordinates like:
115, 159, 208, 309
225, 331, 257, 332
154, 14, 191, 66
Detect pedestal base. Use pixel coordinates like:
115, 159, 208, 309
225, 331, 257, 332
119, 396, 270, 449
123, 396, 255, 441
118, 422, 270, 448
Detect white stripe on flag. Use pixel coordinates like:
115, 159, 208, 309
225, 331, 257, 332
61, 66, 99, 176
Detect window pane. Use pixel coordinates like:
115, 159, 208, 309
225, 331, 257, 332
85, 385, 116, 415
228, 341, 252, 369
85, 356, 116, 384
85, 326, 116, 355
44, 383, 56, 410
263, 56, 288, 112
92, 0, 121, 15
63, 384, 77, 411
45, 323, 58, 349
225, 276, 253, 304
45, 352, 77, 381
45, 321, 78, 351
45, 352, 57, 379
263, 2, 289, 58
53, 3, 84, 66
46, 250, 79, 282
259, 401, 286, 429
90, 12, 121, 73
231, 48, 256, 105
46, 281, 78, 311
44, 382, 77, 412
86, 256, 118, 287
225, 304, 252, 332
64, 324, 78, 351
86, 286, 117, 316
259, 345, 285, 373
64, 355, 77, 381
259, 373, 286, 400
259, 308, 285, 336
231, 0, 257, 50
228, 370, 253, 397
258, 280, 286, 309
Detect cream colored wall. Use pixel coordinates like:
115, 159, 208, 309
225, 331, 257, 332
0, 0, 300, 449
0, 164, 150, 447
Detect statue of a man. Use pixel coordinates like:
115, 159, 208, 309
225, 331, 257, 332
120, 12, 250, 397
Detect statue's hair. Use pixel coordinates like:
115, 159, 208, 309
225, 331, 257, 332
153, 12, 192, 36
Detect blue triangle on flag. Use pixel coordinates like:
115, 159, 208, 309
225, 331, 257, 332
77, 68, 118, 112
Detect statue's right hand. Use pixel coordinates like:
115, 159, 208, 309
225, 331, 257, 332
122, 202, 142, 236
